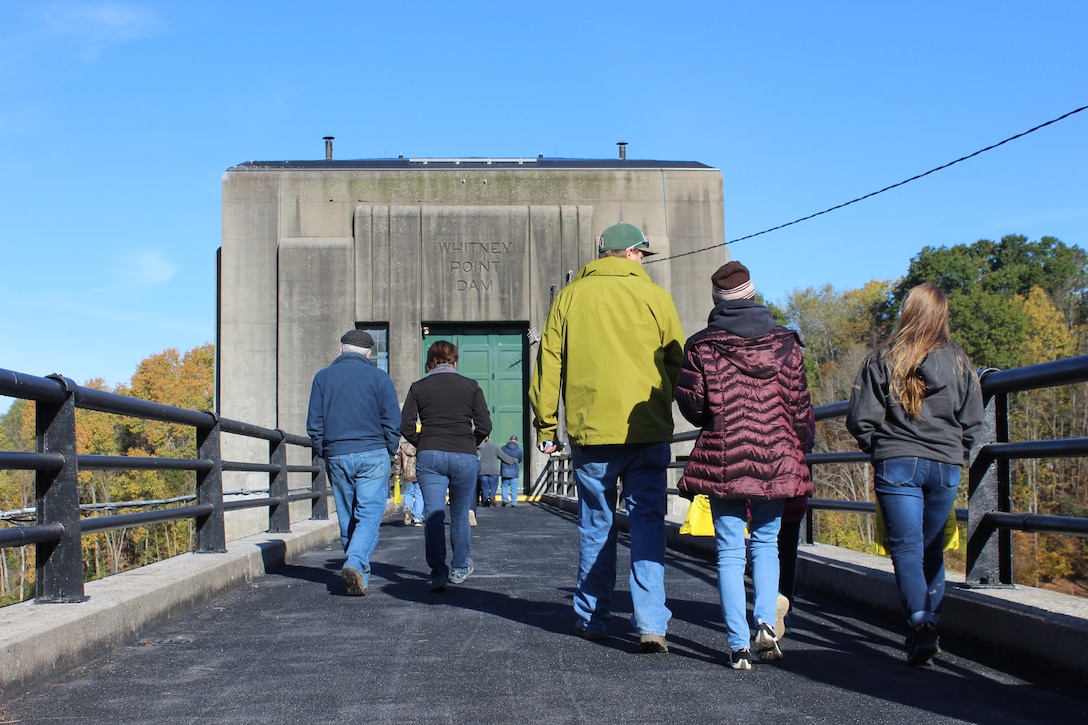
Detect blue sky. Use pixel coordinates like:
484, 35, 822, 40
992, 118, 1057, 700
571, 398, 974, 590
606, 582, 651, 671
2, 1, 1086, 403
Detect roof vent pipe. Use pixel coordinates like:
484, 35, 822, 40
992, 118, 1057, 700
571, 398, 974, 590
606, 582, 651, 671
617, 141, 627, 160
324, 136, 334, 159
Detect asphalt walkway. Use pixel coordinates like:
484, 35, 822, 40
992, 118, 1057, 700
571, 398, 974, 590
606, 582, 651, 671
3, 502, 1086, 724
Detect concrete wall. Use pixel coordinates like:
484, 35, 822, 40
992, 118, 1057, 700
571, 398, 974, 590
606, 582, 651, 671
219, 161, 726, 528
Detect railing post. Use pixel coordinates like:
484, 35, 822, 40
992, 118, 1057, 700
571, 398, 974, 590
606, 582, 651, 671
195, 415, 226, 552
311, 450, 328, 520
35, 377, 86, 603
531, 457, 555, 499
268, 430, 290, 534
966, 380, 1013, 586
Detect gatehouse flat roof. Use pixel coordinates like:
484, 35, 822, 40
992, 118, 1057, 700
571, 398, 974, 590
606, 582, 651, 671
228, 157, 716, 171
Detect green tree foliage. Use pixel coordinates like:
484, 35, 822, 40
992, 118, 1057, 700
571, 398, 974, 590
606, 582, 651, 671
897, 235, 1088, 368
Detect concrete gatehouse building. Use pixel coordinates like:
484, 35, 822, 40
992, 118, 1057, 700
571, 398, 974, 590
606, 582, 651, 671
217, 145, 724, 527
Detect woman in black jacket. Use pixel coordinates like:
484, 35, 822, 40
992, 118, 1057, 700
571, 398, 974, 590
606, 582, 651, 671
401, 341, 492, 592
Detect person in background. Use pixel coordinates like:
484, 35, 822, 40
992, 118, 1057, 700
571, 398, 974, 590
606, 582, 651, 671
401, 340, 492, 592
307, 329, 400, 597
778, 409, 815, 634
499, 435, 523, 506
476, 436, 508, 508
674, 261, 813, 670
777, 494, 808, 633
530, 221, 684, 653
846, 282, 983, 666
397, 439, 423, 527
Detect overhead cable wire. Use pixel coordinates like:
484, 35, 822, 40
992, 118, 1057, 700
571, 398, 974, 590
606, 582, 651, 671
647, 104, 1088, 265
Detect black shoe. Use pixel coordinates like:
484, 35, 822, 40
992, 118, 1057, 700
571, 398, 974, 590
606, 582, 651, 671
484, 498, 492, 507
754, 622, 783, 662
906, 622, 939, 666
729, 649, 752, 670
575, 623, 607, 641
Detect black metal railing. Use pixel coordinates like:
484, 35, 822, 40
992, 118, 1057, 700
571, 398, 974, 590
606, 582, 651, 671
0, 368, 328, 603
535, 354, 1088, 587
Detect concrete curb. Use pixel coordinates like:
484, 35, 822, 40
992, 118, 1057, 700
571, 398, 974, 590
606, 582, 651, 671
542, 493, 1088, 683
0, 518, 339, 699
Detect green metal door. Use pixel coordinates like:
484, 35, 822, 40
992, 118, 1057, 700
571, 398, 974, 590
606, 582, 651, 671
421, 326, 527, 458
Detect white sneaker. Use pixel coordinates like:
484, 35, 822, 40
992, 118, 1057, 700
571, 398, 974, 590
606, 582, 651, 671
468, 510, 477, 527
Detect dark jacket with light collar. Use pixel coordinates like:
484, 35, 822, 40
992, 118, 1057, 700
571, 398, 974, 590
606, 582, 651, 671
674, 300, 814, 500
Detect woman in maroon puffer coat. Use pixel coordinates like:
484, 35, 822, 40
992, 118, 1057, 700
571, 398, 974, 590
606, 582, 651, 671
674, 261, 814, 670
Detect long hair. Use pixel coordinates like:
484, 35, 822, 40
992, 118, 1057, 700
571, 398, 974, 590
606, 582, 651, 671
879, 283, 954, 418
425, 340, 458, 372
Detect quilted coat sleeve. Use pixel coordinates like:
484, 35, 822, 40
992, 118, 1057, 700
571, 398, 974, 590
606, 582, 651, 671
674, 339, 709, 428
784, 338, 814, 454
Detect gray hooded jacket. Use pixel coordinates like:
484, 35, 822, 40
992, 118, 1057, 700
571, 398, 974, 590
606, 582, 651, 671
846, 344, 984, 465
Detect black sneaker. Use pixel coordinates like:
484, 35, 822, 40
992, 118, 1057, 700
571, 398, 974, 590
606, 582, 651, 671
429, 576, 447, 593
729, 648, 752, 670
907, 622, 939, 666
575, 623, 607, 641
755, 621, 783, 662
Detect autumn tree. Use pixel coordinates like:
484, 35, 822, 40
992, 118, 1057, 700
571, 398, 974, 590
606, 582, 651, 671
0, 400, 35, 604
897, 234, 1088, 368
0, 344, 215, 606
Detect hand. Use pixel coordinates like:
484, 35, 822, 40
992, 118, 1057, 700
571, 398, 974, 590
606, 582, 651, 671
538, 440, 562, 454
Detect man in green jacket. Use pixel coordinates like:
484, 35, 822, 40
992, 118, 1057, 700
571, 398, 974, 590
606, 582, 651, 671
529, 222, 684, 653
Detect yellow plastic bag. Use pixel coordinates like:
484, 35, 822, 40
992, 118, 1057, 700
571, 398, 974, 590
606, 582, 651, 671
393, 473, 403, 505
679, 494, 714, 536
873, 499, 959, 556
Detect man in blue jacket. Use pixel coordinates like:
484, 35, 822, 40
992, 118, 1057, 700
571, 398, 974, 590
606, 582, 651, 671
307, 330, 400, 596
499, 435, 523, 506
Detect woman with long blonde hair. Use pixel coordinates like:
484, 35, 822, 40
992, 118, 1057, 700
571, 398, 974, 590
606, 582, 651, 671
847, 283, 984, 666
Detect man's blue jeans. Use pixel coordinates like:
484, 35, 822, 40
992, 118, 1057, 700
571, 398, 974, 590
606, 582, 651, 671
325, 449, 390, 586
402, 480, 424, 521
416, 449, 478, 581
874, 456, 960, 628
571, 443, 672, 637
710, 497, 783, 652
500, 477, 519, 506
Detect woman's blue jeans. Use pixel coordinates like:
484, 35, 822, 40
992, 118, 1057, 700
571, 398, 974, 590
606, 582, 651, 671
711, 497, 783, 652
570, 443, 672, 637
873, 456, 960, 628
416, 449, 478, 581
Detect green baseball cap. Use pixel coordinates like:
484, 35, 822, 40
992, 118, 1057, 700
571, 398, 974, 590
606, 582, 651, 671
598, 222, 657, 255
